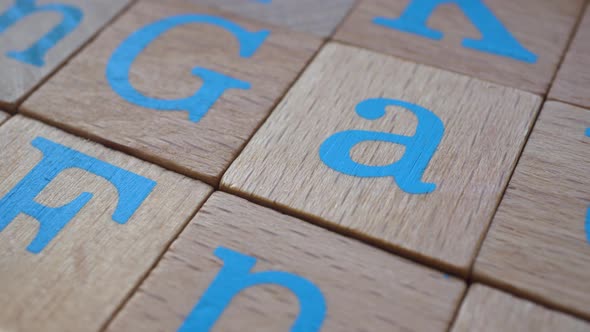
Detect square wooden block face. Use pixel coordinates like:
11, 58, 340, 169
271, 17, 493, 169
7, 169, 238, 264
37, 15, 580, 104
333, 0, 584, 94
21, 0, 322, 185
222, 42, 541, 275
474, 101, 590, 320
107, 192, 465, 332
550, 5, 590, 108
0, 116, 212, 332
0, 0, 131, 110
187, 0, 356, 37
451, 285, 589, 332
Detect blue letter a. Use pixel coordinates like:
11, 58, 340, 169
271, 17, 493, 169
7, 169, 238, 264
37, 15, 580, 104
0, 0, 83, 66
0, 137, 156, 253
320, 98, 444, 194
178, 247, 326, 332
373, 0, 537, 63
106, 15, 270, 122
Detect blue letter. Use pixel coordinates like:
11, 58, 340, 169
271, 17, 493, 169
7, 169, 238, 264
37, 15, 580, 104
0, 0, 83, 66
320, 98, 444, 194
0, 137, 156, 253
373, 0, 537, 63
179, 247, 326, 332
106, 14, 270, 122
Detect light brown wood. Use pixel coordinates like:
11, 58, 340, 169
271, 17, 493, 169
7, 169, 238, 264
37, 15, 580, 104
474, 101, 590, 320
0, 115, 212, 332
549, 4, 590, 109
0, 111, 8, 124
188, 0, 356, 37
0, 0, 132, 110
21, 0, 322, 185
221, 42, 541, 275
451, 285, 590, 332
107, 192, 465, 332
334, 0, 584, 94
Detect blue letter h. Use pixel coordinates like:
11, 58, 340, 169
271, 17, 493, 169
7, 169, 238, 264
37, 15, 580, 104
0, 137, 156, 253
178, 247, 326, 332
0, 0, 83, 66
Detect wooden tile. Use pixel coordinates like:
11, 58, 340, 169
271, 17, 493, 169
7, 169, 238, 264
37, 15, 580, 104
0, 116, 212, 332
0, 0, 131, 110
334, 0, 584, 94
451, 285, 589, 332
187, 0, 356, 37
549, 5, 590, 108
21, 0, 321, 185
222, 42, 541, 275
0, 111, 8, 124
451, 284, 590, 332
107, 192, 465, 332
474, 101, 590, 320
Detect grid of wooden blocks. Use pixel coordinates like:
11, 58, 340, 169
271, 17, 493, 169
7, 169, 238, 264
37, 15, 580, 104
0, 0, 589, 331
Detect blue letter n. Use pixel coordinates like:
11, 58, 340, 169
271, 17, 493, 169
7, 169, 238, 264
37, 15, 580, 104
0, 137, 156, 253
373, 0, 537, 63
0, 0, 83, 66
179, 247, 327, 332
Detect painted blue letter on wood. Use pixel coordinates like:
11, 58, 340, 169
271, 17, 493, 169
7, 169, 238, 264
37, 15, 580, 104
373, 0, 536, 63
0, 137, 156, 253
0, 0, 83, 66
107, 14, 270, 122
179, 247, 326, 332
320, 98, 444, 194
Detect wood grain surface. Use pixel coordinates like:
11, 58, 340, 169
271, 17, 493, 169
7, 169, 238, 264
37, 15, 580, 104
107, 192, 465, 332
0, 0, 131, 110
0, 116, 212, 332
188, 0, 356, 37
0, 111, 8, 124
21, 0, 321, 185
474, 101, 590, 320
549, 4, 590, 108
334, 0, 584, 94
222, 42, 541, 275
451, 285, 590, 332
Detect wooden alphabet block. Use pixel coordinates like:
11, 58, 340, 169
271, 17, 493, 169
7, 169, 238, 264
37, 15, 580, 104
549, 5, 590, 108
334, 0, 585, 94
222, 42, 541, 275
474, 101, 590, 320
0, 111, 8, 124
21, 0, 322, 185
451, 285, 589, 332
187, 0, 356, 37
0, 116, 212, 332
0, 0, 132, 110
106, 192, 465, 332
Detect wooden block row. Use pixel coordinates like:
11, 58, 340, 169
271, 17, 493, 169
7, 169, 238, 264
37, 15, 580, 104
107, 192, 465, 332
222, 42, 541, 275
0, 0, 132, 110
550, 4, 590, 109
0, 116, 212, 332
452, 285, 590, 332
334, 0, 584, 94
21, 0, 322, 185
475, 101, 590, 320
187, 0, 356, 37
